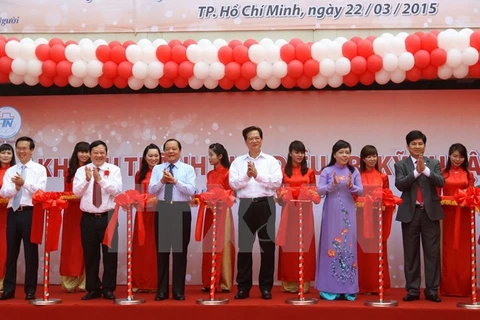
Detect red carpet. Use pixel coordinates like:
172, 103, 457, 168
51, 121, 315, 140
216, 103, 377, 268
1, 286, 479, 320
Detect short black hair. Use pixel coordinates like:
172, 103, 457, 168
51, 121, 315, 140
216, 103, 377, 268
89, 140, 108, 153
163, 139, 182, 151
242, 126, 263, 141
406, 130, 426, 145
15, 136, 35, 150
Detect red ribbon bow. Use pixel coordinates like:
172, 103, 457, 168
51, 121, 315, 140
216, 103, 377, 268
103, 190, 139, 248
195, 188, 235, 242
454, 187, 480, 246
31, 190, 69, 253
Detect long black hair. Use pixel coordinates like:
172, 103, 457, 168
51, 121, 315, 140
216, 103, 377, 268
0, 143, 16, 166
359, 145, 379, 172
444, 143, 469, 177
285, 140, 308, 177
209, 143, 230, 169
325, 139, 355, 173
138, 143, 162, 183
67, 142, 90, 183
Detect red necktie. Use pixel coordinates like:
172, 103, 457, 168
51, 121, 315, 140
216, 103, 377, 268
93, 180, 102, 208
415, 161, 424, 204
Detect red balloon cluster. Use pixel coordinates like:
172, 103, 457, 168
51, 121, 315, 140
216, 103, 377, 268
469, 30, 480, 77
32, 38, 74, 87
341, 37, 381, 87
278, 38, 316, 89
404, 31, 445, 81
0, 36, 17, 84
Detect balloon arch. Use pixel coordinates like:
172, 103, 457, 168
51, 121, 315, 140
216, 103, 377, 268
1, 29, 480, 91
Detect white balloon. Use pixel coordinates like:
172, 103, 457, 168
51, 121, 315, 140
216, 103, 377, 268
186, 45, 203, 63
396, 32, 409, 40
265, 45, 280, 63
27, 59, 42, 76
320, 58, 335, 77
334, 37, 348, 45
311, 42, 328, 61
5, 41, 21, 59
390, 37, 406, 55
11, 58, 28, 76
312, 74, 328, 89
126, 45, 142, 63
327, 41, 342, 60
23, 74, 39, 86
383, 53, 399, 72
446, 49, 463, 68
453, 64, 469, 78
34, 38, 49, 45
143, 77, 158, 89
460, 28, 474, 36
373, 38, 389, 56
209, 62, 225, 80
213, 39, 228, 48
9, 72, 24, 85
128, 77, 143, 90
132, 61, 148, 79
248, 44, 266, 64
188, 77, 204, 90
250, 76, 266, 90
83, 76, 98, 88
455, 32, 470, 51
375, 69, 390, 85
79, 38, 94, 48
327, 74, 343, 88
335, 57, 351, 76
71, 60, 88, 78
319, 38, 332, 45
198, 39, 213, 48
65, 44, 82, 62
81, 44, 96, 62
93, 39, 108, 47
381, 32, 395, 40
147, 61, 164, 79
20, 43, 36, 60
275, 39, 288, 47
142, 46, 156, 64
462, 47, 479, 66
87, 60, 103, 78
437, 31, 456, 51
203, 77, 218, 89
398, 52, 415, 71
259, 38, 274, 47
193, 61, 209, 80
257, 61, 273, 80
272, 61, 288, 78
203, 46, 219, 64
137, 39, 152, 48
20, 38, 34, 44
152, 39, 168, 48
437, 65, 453, 80
266, 77, 281, 89
390, 69, 406, 83
68, 75, 84, 87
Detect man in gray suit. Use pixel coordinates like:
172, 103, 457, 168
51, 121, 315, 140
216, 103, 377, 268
394, 130, 444, 303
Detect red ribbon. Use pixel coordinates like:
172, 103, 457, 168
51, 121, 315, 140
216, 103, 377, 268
103, 190, 138, 248
195, 188, 235, 242
31, 190, 69, 253
131, 192, 157, 246
453, 187, 480, 245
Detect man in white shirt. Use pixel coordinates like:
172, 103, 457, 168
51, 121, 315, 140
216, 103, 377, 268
229, 126, 282, 300
0, 136, 47, 301
73, 140, 122, 300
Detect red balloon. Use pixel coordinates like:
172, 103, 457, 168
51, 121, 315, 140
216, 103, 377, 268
469, 62, 480, 77
163, 61, 179, 79
219, 77, 234, 90
422, 65, 437, 79
228, 40, 242, 49
42, 60, 57, 77
178, 61, 194, 79
303, 59, 319, 77
48, 38, 64, 47
108, 41, 122, 48
111, 46, 126, 64
168, 39, 182, 48
295, 43, 311, 63
50, 44, 66, 63
471, 31, 480, 51
414, 50, 430, 69
296, 75, 312, 89
406, 66, 422, 82
225, 61, 241, 80
64, 40, 77, 46
342, 41, 357, 60
359, 71, 375, 86
0, 40, 6, 57
171, 45, 187, 64
156, 45, 172, 64
414, 31, 424, 38
366, 36, 376, 43
96, 45, 111, 63
122, 40, 136, 48
287, 60, 303, 78
183, 39, 197, 47
351, 56, 367, 75
289, 38, 303, 47
35, 44, 50, 61
98, 75, 114, 89
421, 33, 438, 52
56, 60, 72, 78
117, 61, 133, 78
0, 56, 13, 73
232, 45, 249, 64
281, 75, 296, 89
159, 77, 174, 88
53, 76, 68, 87
357, 40, 374, 59
103, 61, 118, 78
430, 48, 447, 67
113, 76, 128, 89
280, 44, 295, 63
0, 73, 9, 83
174, 77, 189, 89
241, 61, 256, 80
366, 54, 382, 73
7, 37, 19, 42
431, 30, 440, 36
405, 35, 422, 54
39, 75, 54, 87
235, 77, 250, 90
218, 46, 233, 65
343, 73, 359, 87
243, 39, 258, 48
0, 35, 5, 42
350, 36, 362, 44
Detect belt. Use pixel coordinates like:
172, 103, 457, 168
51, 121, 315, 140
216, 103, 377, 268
83, 211, 109, 218
13, 206, 33, 212
415, 204, 425, 209
240, 196, 271, 203
159, 200, 188, 204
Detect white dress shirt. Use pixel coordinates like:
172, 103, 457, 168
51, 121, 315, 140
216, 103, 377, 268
73, 163, 123, 213
229, 152, 282, 198
411, 156, 431, 178
148, 160, 196, 202
0, 160, 47, 208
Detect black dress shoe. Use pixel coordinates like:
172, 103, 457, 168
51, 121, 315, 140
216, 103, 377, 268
221, 289, 230, 293
402, 294, 420, 302
425, 295, 442, 302
0, 292, 15, 300
25, 293, 35, 300
260, 290, 272, 300
81, 291, 102, 300
201, 287, 209, 292
234, 290, 250, 299
103, 291, 115, 300
154, 293, 168, 301
173, 294, 185, 301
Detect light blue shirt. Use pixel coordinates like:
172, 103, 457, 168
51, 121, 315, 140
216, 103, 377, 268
148, 160, 196, 202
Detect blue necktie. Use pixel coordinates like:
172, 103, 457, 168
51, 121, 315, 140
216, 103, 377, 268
12, 165, 26, 211
164, 164, 175, 202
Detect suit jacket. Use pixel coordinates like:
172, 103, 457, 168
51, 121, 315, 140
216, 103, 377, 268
394, 157, 445, 223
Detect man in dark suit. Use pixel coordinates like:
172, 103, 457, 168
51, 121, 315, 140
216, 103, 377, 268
394, 130, 444, 303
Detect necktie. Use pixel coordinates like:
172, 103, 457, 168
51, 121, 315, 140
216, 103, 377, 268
415, 161, 424, 204
92, 169, 102, 208
164, 164, 175, 202
12, 165, 26, 211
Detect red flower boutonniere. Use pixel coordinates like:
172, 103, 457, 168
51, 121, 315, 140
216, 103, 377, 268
104, 168, 110, 178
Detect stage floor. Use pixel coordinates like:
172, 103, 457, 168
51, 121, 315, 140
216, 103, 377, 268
1, 286, 479, 320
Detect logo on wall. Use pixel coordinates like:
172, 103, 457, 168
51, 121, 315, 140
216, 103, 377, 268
0, 106, 22, 140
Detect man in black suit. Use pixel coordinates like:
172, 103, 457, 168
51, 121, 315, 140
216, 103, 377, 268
394, 130, 444, 303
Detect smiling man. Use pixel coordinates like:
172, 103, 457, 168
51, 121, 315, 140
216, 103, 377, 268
148, 138, 195, 301
394, 130, 445, 303
73, 140, 122, 301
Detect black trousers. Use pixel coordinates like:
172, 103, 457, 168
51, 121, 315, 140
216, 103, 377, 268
80, 212, 118, 293
4, 207, 38, 294
401, 206, 440, 297
236, 197, 276, 292
155, 201, 191, 296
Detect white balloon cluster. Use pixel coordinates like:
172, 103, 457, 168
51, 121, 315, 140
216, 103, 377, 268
311, 37, 351, 89
6, 38, 48, 86
372, 33, 412, 84
437, 29, 479, 79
